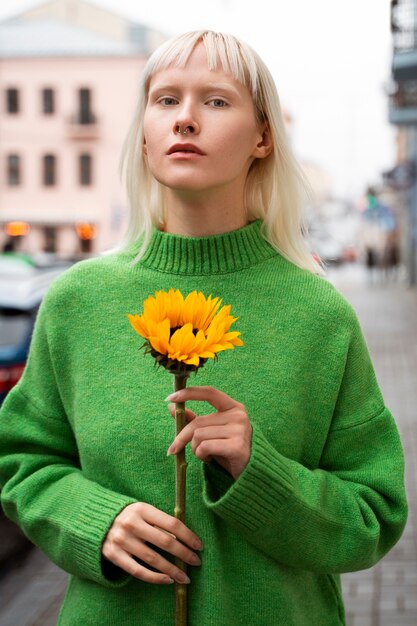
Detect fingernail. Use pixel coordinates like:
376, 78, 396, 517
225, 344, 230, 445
167, 443, 176, 455
165, 392, 179, 402
194, 539, 203, 550
165, 578, 175, 584
176, 572, 191, 584
190, 553, 201, 565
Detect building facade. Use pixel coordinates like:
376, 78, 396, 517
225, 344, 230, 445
0, 0, 166, 256
389, 0, 417, 284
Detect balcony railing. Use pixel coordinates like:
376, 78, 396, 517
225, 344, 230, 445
67, 112, 100, 140
391, 0, 417, 51
391, 79, 417, 106
389, 79, 417, 124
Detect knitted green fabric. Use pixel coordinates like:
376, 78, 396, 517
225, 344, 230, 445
0, 220, 407, 626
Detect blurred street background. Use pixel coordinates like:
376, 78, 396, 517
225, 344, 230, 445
0, 0, 417, 624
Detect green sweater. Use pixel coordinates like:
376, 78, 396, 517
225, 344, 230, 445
0, 220, 407, 626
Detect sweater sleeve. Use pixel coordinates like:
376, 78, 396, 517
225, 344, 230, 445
0, 296, 136, 587
202, 311, 408, 574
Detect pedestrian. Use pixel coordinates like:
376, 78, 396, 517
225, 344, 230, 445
360, 209, 384, 285
382, 229, 401, 281
0, 31, 407, 626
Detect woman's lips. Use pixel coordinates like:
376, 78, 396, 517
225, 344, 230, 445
167, 143, 205, 156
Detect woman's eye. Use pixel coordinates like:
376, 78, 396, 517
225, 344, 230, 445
159, 97, 178, 106
209, 99, 227, 108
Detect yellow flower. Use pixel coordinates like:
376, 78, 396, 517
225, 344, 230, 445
128, 289, 243, 371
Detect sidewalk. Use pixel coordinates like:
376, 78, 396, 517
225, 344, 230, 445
0, 262, 416, 626
327, 263, 417, 626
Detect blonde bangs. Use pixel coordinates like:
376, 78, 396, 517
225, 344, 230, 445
143, 31, 258, 97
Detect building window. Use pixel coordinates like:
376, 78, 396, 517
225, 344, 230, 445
7, 154, 21, 185
42, 88, 55, 114
6, 88, 19, 113
43, 154, 56, 186
78, 88, 95, 124
79, 153, 92, 185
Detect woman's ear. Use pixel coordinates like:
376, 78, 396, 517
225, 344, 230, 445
253, 125, 273, 159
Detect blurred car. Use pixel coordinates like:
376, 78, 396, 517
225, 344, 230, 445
307, 214, 360, 266
312, 235, 346, 265
0, 254, 74, 568
0, 254, 73, 405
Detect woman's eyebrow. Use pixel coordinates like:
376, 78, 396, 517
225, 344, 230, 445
147, 84, 176, 100
204, 82, 241, 97
148, 83, 177, 94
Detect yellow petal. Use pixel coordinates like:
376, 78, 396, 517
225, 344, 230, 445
199, 351, 216, 358
183, 291, 198, 325
149, 335, 164, 353
184, 354, 200, 366
193, 329, 206, 352
169, 323, 194, 353
205, 343, 229, 353
128, 314, 149, 338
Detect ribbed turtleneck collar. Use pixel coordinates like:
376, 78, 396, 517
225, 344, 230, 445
134, 219, 277, 275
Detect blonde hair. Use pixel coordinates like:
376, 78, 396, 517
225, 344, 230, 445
118, 30, 324, 275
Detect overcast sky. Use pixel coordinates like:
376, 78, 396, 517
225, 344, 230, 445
0, 0, 396, 202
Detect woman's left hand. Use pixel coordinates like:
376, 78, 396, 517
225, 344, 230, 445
166, 386, 252, 481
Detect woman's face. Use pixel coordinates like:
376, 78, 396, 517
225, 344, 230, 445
143, 43, 270, 196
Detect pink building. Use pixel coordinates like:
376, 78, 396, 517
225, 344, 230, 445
0, 0, 166, 256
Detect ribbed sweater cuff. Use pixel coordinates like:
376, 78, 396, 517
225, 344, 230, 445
203, 422, 294, 531
70, 483, 136, 587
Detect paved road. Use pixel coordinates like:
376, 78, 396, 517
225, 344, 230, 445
0, 262, 416, 626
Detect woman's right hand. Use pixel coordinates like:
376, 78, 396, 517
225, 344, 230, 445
101, 502, 203, 585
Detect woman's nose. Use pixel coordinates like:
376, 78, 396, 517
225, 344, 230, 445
173, 102, 200, 135
175, 123, 196, 135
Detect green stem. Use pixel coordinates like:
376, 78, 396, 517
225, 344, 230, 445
173, 372, 189, 626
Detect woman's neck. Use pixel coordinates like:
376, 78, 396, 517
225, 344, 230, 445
162, 189, 248, 236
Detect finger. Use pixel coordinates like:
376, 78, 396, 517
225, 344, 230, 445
138, 523, 202, 568
190, 424, 238, 454
140, 503, 203, 551
104, 549, 175, 585
193, 438, 238, 462
166, 386, 240, 412
167, 414, 232, 455
168, 403, 197, 422
121, 535, 192, 585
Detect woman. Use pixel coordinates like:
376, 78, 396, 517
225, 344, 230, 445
0, 31, 407, 625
